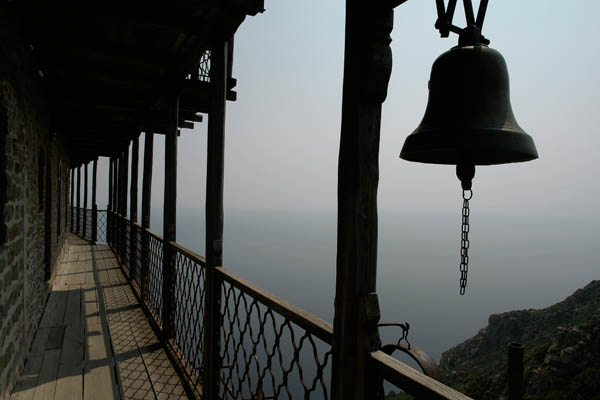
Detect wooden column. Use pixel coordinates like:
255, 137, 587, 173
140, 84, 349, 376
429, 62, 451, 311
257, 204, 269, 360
83, 163, 89, 238
141, 132, 154, 300
331, 2, 396, 399
91, 158, 98, 244
70, 168, 75, 231
76, 166, 81, 234
162, 96, 178, 341
203, 40, 228, 400
121, 147, 130, 267
108, 158, 113, 243
130, 135, 140, 281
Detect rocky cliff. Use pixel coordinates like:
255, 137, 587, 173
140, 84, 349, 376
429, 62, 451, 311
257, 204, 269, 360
439, 280, 600, 400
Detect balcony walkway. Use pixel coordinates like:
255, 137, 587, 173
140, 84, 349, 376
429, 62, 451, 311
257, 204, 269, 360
10, 234, 187, 400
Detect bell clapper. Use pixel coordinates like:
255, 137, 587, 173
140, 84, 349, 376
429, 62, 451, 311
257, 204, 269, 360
457, 163, 475, 295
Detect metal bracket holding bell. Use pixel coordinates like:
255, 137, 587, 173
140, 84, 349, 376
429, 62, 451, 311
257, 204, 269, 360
434, 0, 490, 45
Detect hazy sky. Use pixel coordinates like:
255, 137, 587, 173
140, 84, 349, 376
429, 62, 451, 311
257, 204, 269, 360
94, 0, 600, 223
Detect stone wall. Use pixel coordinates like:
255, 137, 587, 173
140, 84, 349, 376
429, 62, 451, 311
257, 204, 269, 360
0, 12, 71, 399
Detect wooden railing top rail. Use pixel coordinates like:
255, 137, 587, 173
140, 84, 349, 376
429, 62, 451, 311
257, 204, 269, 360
215, 266, 334, 345
371, 351, 473, 400
170, 241, 206, 266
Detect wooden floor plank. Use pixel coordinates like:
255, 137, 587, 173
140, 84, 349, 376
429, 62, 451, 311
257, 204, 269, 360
39, 290, 68, 328
32, 349, 61, 400
54, 324, 84, 400
10, 354, 44, 400
63, 285, 82, 326
82, 284, 100, 327
84, 323, 119, 400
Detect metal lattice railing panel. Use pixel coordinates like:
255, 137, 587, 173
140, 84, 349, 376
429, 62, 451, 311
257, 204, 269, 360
219, 279, 332, 399
170, 245, 207, 394
146, 231, 164, 326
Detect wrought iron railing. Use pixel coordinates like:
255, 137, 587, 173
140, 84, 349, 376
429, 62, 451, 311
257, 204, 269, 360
100, 211, 470, 400
69, 207, 108, 243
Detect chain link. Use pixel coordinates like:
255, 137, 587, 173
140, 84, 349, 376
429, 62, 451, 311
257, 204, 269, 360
459, 189, 472, 295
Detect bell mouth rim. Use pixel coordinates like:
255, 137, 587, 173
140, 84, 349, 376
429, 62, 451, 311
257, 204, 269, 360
399, 129, 539, 166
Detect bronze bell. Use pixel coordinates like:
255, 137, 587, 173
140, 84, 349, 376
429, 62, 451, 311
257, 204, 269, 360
400, 44, 538, 167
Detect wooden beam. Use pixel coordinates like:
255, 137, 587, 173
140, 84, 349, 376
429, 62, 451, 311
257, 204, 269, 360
331, 2, 396, 399
203, 39, 228, 400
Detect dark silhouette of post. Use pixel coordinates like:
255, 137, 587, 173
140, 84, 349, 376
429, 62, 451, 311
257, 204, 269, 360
162, 97, 178, 342
331, 2, 397, 398
83, 163, 88, 238
91, 158, 98, 244
130, 135, 139, 281
508, 342, 524, 400
76, 166, 81, 234
108, 157, 113, 243
121, 147, 129, 268
203, 39, 228, 400
70, 168, 75, 231
141, 132, 154, 301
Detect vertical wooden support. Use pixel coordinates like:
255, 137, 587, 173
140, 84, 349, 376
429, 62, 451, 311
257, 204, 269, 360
508, 342, 524, 400
76, 166, 81, 234
162, 97, 178, 341
203, 40, 228, 400
130, 135, 140, 281
70, 168, 75, 231
141, 132, 154, 300
331, 2, 396, 399
108, 158, 113, 243
121, 147, 130, 267
92, 158, 98, 244
83, 163, 88, 238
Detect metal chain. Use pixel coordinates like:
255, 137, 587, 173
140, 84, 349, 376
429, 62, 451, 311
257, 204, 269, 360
459, 189, 472, 295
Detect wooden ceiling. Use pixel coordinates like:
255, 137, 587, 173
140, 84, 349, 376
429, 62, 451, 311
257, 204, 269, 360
9, 0, 263, 165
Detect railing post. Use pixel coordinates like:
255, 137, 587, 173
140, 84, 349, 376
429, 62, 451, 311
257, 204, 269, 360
141, 132, 154, 301
203, 39, 228, 400
76, 166, 81, 234
92, 158, 98, 244
331, 2, 397, 399
70, 168, 75, 231
130, 135, 139, 283
83, 162, 88, 239
113, 156, 120, 250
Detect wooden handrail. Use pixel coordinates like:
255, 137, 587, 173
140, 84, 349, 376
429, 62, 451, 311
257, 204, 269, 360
215, 266, 334, 344
170, 241, 206, 266
370, 350, 473, 400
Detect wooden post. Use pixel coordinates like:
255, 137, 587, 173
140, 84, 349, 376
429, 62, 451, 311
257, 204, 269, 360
83, 162, 88, 238
70, 168, 75, 231
130, 135, 139, 281
92, 158, 98, 244
162, 96, 178, 342
203, 40, 228, 400
141, 132, 154, 300
331, 2, 397, 399
121, 147, 130, 267
508, 342, 524, 400
76, 166, 81, 234
108, 158, 113, 243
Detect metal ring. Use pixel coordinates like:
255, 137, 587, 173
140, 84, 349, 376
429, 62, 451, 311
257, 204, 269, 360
462, 189, 473, 200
